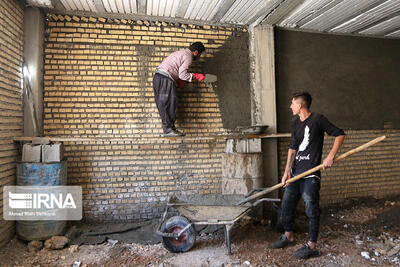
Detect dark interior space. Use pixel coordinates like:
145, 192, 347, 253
275, 28, 400, 132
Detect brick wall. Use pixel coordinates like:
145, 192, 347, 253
0, 0, 24, 247
44, 15, 248, 221
278, 129, 400, 205
43, 14, 399, 222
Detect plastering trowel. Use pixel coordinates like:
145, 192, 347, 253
204, 74, 217, 83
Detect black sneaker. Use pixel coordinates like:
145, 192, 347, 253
164, 129, 185, 137
173, 128, 186, 136
271, 234, 296, 249
293, 244, 321, 259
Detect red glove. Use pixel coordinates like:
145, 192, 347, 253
177, 80, 185, 88
193, 73, 205, 81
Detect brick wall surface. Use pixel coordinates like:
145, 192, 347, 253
0, 0, 24, 247
44, 15, 247, 221
278, 129, 400, 205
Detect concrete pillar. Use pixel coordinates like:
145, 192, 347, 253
249, 25, 279, 197
23, 8, 44, 136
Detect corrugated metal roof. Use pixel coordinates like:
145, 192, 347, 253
300, 0, 378, 31
330, 0, 400, 33
242, 0, 282, 25
359, 15, 400, 35
386, 29, 400, 37
279, 0, 335, 28
25, 0, 400, 38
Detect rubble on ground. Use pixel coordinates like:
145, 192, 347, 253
27, 240, 43, 252
0, 196, 398, 267
44, 236, 69, 250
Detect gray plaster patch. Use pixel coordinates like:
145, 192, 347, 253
201, 31, 251, 129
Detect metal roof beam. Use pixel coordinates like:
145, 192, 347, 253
386, 28, 400, 37
93, 0, 106, 13
296, 0, 345, 28
137, 0, 146, 14
175, 0, 190, 18
247, 3, 278, 26
211, 0, 236, 22
354, 11, 400, 33
384, 25, 400, 36
51, 0, 66, 10
324, 0, 390, 32
261, 0, 305, 26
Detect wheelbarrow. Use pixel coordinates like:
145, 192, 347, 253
156, 136, 386, 254
156, 194, 280, 254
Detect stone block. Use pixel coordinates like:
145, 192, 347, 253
42, 143, 63, 162
222, 177, 263, 195
22, 143, 41, 162
222, 153, 263, 178
225, 138, 261, 153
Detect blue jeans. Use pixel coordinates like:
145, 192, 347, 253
281, 177, 321, 242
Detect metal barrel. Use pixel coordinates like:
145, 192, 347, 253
16, 162, 67, 241
221, 153, 264, 195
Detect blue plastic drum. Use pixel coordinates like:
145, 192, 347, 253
16, 162, 67, 241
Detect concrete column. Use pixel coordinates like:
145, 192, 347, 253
249, 25, 279, 197
23, 7, 44, 136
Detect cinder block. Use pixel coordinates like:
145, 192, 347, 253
42, 143, 63, 162
225, 139, 261, 153
22, 144, 41, 162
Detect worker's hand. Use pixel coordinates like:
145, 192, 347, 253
177, 80, 185, 88
193, 73, 205, 81
281, 172, 291, 188
323, 155, 334, 170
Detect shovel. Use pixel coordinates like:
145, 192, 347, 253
238, 135, 386, 205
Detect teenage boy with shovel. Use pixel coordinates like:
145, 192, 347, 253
271, 92, 345, 259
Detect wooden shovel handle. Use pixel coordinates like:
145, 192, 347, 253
238, 135, 386, 205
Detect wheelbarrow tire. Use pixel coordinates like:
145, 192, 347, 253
162, 216, 196, 253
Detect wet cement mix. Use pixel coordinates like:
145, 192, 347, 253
0, 195, 399, 267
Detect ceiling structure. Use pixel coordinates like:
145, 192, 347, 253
26, 0, 400, 39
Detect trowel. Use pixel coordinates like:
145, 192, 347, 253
204, 74, 217, 83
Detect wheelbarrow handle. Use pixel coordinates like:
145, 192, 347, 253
245, 188, 268, 197
252, 198, 280, 207
237, 135, 386, 205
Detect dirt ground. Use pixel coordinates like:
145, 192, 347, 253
0, 195, 399, 267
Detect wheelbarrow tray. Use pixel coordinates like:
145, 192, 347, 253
168, 194, 251, 222
157, 194, 279, 254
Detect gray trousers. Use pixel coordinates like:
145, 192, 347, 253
153, 73, 177, 133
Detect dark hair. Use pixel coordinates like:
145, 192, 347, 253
292, 91, 312, 109
189, 42, 205, 53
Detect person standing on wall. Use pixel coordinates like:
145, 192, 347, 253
271, 92, 345, 259
153, 42, 206, 137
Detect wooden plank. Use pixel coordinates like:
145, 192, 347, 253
14, 133, 291, 143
